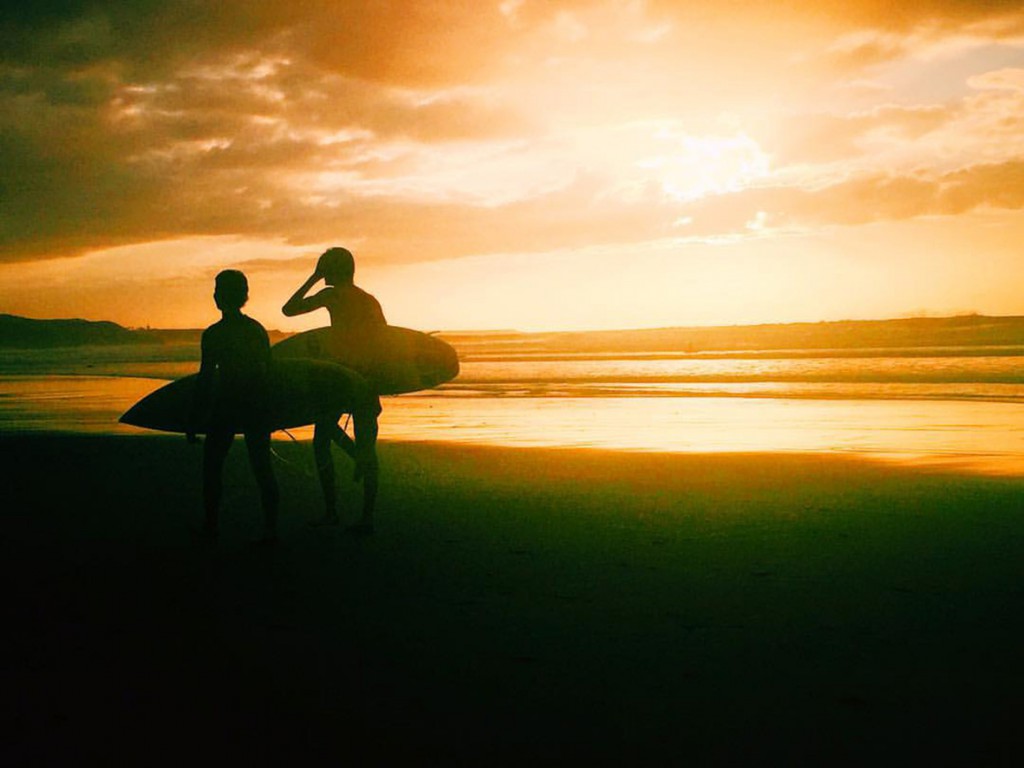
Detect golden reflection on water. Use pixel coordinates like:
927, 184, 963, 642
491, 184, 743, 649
0, 376, 168, 434
374, 395, 1024, 475
4, 376, 1024, 475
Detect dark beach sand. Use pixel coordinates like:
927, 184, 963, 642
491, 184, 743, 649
4, 434, 1024, 765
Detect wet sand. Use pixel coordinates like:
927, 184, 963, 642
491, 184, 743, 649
4, 434, 1024, 764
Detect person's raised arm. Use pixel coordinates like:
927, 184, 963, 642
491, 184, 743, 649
282, 270, 328, 317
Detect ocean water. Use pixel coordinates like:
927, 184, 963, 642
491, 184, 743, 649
2, 344, 1024, 473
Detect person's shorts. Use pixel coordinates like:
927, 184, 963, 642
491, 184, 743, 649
209, 398, 272, 434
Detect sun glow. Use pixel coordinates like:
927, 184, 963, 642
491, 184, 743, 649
4, 2, 1024, 332
639, 130, 772, 202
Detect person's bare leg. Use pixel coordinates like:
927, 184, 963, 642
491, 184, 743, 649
246, 431, 279, 542
310, 421, 339, 526
329, 421, 358, 459
349, 410, 378, 534
327, 419, 365, 480
202, 430, 233, 536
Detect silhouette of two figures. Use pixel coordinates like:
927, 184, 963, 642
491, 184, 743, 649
191, 249, 384, 541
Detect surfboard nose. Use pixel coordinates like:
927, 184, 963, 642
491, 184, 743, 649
437, 341, 460, 381
417, 338, 460, 387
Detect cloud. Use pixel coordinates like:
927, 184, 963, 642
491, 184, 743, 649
0, 48, 541, 262
1, 2, 522, 86
787, 5, 1024, 84
701, 0, 1024, 33
763, 64, 1024, 175
2, 0, 1024, 268
765, 105, 951, 167
677, 160, 1024, 237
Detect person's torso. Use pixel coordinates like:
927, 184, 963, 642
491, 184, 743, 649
323, 285, 386, 330
204, 314, 270, 397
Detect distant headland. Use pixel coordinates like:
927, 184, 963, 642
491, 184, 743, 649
0, 314, 288, 349
4, 312, 1024, 357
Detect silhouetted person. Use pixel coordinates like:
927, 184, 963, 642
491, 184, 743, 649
282, 247, 383, 533
189, 269, 279, 542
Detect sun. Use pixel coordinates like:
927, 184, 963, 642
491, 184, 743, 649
641, 129, 771, 202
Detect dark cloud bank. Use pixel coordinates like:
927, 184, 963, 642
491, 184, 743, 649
2, 0, 1023, 265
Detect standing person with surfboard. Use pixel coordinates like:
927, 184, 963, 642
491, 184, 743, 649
282, 247, 383, 533
188, 269, 280, 542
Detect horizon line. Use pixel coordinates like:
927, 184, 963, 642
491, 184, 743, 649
5, 310, 1024, 337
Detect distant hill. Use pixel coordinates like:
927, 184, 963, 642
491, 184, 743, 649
0, 314, 160, 348
5, 312, 1024, 356
0, 314, 290, 349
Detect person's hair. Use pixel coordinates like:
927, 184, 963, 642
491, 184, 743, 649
318, 247, 355, 285
214, 269, 248, 310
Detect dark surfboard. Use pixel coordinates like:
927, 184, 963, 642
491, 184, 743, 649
271, 326, 459, 396
119, 359, 371, 434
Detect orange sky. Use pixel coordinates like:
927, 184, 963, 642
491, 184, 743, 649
1, 1, 1023, 331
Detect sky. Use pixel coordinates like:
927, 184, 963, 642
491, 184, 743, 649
1, 0, 1023, 332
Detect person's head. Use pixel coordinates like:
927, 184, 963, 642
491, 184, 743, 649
318, 247, 355, 286
214, 269, 248, 312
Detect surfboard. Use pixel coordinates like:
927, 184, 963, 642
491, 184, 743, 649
271, 325, 459, 395
119, 359, 372, 435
